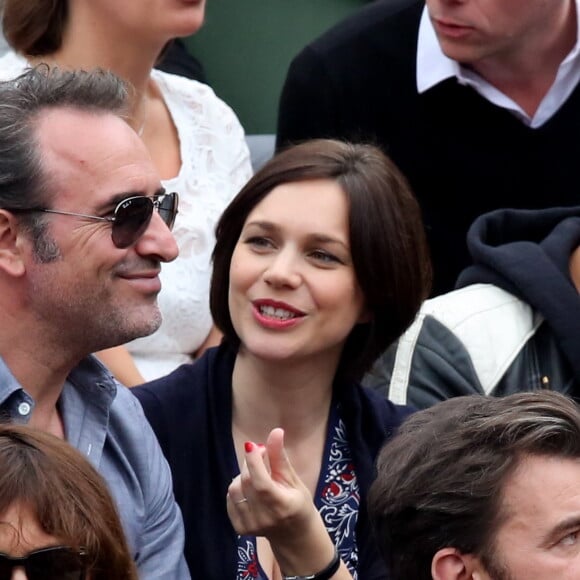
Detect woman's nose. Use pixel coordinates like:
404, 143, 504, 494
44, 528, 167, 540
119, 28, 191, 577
262, 250, 301, 288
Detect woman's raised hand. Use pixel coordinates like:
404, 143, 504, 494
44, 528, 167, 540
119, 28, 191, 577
227, 427, 315, 541
227, 428, 349, 578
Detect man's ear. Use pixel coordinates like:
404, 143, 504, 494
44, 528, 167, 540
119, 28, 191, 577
0, 210, 27, 277
432, 548, 489, 580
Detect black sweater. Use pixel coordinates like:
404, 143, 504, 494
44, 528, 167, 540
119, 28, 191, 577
277, 0, 580, 295
134, 344, 411, 579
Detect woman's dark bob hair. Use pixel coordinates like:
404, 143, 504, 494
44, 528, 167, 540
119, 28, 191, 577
211, 139, 431, 381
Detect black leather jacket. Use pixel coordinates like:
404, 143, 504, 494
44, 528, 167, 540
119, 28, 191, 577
364, 284, 578, 409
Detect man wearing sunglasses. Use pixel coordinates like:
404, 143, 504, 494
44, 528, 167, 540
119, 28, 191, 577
0, 67, 189, 578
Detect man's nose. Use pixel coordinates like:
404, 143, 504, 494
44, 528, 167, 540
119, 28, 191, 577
134, 211, 179, 262
11, 566, 28, 580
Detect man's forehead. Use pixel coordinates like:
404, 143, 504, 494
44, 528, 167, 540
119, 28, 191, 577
35, 105, 122, 135
35, 107, 130, 165
500, 454, 580, 519
34, 106, 161, 198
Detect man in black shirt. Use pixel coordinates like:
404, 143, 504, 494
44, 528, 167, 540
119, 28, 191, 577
277, 0, 579, 295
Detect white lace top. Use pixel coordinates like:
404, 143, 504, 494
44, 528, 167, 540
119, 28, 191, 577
0, 52, 253, 380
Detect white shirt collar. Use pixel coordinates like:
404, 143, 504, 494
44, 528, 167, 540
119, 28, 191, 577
416, 6, 460, 93
416, 2, 580, 127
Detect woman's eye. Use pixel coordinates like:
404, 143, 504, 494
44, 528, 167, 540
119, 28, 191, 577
310, 250, 341, 264
245, 236, 274, 249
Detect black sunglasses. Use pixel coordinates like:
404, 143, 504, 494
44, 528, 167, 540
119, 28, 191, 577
7, 192, 179, 249
0, 546, 87, 580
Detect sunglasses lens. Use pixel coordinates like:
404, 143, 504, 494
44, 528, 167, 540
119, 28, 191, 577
157, 192, 178, 230
111, 196, 153, 249
28, 548, 86, 580
0, 548, 86, 580
0, 557, 13, 580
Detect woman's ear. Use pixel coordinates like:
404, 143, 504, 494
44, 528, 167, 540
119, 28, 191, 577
432, 548, 489, 580
0, 210, 28, 277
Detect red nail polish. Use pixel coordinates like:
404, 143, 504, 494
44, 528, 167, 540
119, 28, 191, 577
257, 443, 265, 448
244, 441, 254, 453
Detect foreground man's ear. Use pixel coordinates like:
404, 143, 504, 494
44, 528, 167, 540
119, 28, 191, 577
432, 547, 490, 580
0, 210, 26, 277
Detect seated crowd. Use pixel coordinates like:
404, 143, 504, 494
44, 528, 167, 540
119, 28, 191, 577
0, 0, 578, 579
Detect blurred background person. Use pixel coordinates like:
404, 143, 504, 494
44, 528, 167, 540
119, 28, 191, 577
366, 205, 580, 408
0, 423, 138, 580
157, 38, 208, 84
0, 0, 252, 383
134, 140, 431, 578
277, 0, 579, 297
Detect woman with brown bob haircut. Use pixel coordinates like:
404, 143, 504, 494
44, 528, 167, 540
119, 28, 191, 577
134, 139, 431, 579
0, 424, 138, 580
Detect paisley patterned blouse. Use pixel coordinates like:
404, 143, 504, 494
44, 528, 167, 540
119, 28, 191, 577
236, 407, 360, 579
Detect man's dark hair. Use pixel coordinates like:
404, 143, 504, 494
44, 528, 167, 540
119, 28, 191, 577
368, 392, 580, 580
210, 138, 431, 381
0, 65, 128, 260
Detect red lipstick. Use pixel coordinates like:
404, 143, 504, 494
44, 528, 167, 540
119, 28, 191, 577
251, 299, 305, 330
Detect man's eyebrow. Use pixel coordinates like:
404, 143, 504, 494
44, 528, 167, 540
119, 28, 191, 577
98, 187, 166, 211
543, 515, 580, 545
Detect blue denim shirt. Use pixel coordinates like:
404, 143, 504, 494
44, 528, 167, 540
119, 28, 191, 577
0, 355, 190, 580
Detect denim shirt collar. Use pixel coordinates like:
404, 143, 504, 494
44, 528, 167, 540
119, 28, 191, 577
0, 354, 117, 469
